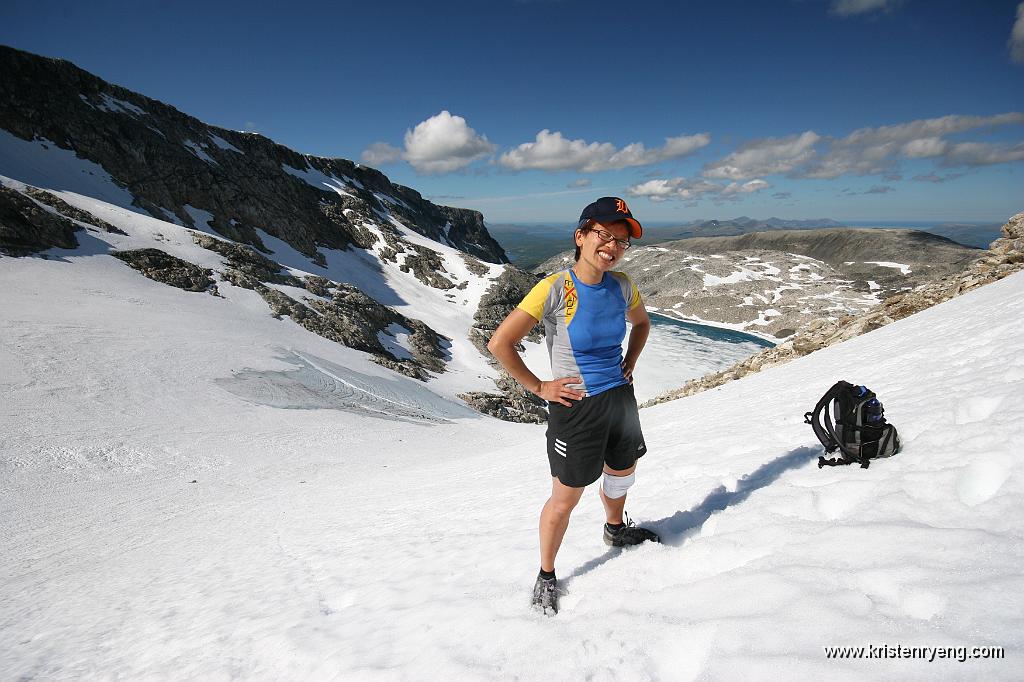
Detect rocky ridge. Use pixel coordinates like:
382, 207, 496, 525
0, 184, 80, 255
540, 228, 978, 339
669, 216, 845, 239
459, 267, 549, 423
1, 180, 454, 380
642, 212, 1024, 407
113, 248, 216, 292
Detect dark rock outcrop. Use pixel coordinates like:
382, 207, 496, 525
461, 266, 548, 423
469, 266, 543, 355
192, 233, 302, 287
1, 184, 80, 255
22, 187, 126, 235
112, 248, 216, 292
249, 282, 448, 380
459, 374, 550, 424
399, 244, 456, 290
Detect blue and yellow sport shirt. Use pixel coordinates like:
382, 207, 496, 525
517, 269, 642, 397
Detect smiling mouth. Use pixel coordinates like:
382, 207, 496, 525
598, 250, 616, 263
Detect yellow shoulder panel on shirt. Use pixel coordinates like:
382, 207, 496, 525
516, 272, 562, 322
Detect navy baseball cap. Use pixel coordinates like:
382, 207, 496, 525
578, 196, 642, 239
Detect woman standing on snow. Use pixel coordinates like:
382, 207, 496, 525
487, 197, 660, 616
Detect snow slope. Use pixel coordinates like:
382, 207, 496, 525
3, 217, 1022, 679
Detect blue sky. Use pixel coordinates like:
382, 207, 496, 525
2, 0, 1023, 224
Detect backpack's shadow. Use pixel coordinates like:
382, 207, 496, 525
650, 445, 819, 546
565, 445, 819, 581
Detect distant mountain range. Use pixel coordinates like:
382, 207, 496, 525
490, 217, 1002, 270
672, 216, 844, 233
641, 217, 1001, 246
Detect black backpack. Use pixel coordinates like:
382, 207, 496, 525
804, 381, 901, 469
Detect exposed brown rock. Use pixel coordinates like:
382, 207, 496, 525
111, 248, 215, 292
462, 266, 549, 422
23, 187, 126, 235
0, 185, 80, 255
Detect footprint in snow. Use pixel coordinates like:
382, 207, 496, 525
954, 395, 1004, 425
957, 458, 1011, 507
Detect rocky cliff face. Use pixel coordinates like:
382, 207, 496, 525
643, 212, 1024, 406
541, 228, 978, 339
0, 46, 507, 267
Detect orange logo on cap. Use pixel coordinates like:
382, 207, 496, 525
615, 199, 629, 214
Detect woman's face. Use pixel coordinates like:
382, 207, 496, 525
575, 220, 630, 273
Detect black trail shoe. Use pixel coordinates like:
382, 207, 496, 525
531, 574, 559, 616
604, 513, 661, 547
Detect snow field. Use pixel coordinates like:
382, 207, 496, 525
2, 259, 1022, 678
1, 173, 1022, 678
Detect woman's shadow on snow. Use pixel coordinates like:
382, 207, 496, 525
566, 446, 819, 580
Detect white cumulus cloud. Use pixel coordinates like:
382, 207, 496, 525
1011, 3, 1024, 64
498, 130, 709, 172
805, 113, 1024, 178
721, 179, 771, 196
901, 137, 948, 158
499, 130, 613, 172
360, 142, 402, 165
359, 112, 496, 173
401, 111, 497, 174
942, 141, 1024, 166
703, 131, 821, 180
702, 113, 1024, 181
627, 177, 770, 203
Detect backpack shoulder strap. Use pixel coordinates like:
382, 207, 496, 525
804, 380, 850, 452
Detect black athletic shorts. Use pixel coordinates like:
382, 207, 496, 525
546, 383, 647, 488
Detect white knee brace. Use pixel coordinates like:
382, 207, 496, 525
602, 471, 635, 499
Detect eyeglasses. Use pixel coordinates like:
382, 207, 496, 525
588, 227, 631, 250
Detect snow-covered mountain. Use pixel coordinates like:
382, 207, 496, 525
3, 207, 1022, 678
0, 45, 531, 414
0, 46, 506, 266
